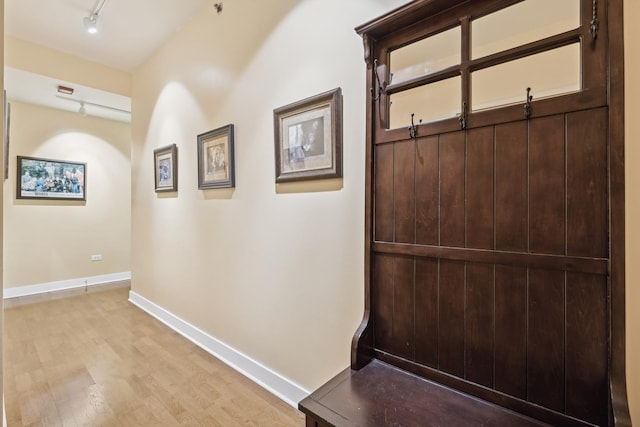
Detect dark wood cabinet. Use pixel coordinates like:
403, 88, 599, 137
300, 0, 629, 426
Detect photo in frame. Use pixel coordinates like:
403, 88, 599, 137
154, 144, 178, 192
197, 124, 235, 189
273, 87, 342, 183
17, 156, 86, 200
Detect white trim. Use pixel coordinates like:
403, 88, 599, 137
128, 290, 310, 408
3, 272, 132, 299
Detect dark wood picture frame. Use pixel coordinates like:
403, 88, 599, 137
17, 155, 86, 201
154, 144, 178, 193
197, 124, 235, 189
273, 87, 342, 183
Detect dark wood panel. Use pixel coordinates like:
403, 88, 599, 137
494, 266, 527, 399
374, 255, 394, 352
565, 273, 608, 425
415, 258, 439, 368
466, 126, 495, 250
465, 263, 494, 387
391, 256, 415, 359
440, 132, 466, 247
529, 115, 565, 255
375, 144, 394, 242
566, 108, 608, 258
394, 141, 416, 243
355, 1, 622, 424
527, 269, 565, 412
495, 121, 528, 252
438, 260, 465, 377
416, 136, 440, 245
373, 241, 608, 275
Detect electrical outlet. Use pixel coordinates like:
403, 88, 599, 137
91, 254, 102, 261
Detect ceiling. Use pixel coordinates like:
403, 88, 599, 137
4, 0, 211, 121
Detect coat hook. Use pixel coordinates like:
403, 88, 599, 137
458, 101, 467, 130
371, 59, 385, 101
590, 0, 599, 41
408, 113, 421, 139
524, 87, 533, 119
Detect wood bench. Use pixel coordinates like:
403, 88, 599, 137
300, 360, 549, 427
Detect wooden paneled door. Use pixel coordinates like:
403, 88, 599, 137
353, 0, 629, 425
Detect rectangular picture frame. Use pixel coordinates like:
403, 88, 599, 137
17, 155, 86, 201
197, 124, 235, 189
273, 87, 342, 183
154, 143, 178, 192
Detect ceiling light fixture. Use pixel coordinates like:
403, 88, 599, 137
83, 0, 109, 34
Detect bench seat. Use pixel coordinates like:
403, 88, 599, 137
299, 360, 550, 427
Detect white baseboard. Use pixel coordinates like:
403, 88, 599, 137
128, 290, 310, 408
4, 272, 132, 299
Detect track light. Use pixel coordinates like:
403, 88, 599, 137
56, 95, 131, 117
83, 14, 98, 34
83, 0, 108, 34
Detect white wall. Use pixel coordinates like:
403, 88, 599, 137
131, 0, 408, 395
3, 101, 131, 290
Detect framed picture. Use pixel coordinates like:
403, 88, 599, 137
197, 124, 235, 189
17, 156, 86, 201
273, 87, 342, 183
154, 144, 178, 192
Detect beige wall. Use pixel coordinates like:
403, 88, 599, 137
624, 0, 639, 423
131, 0, 407, 392
130, 0, 638, 418
3, 101, 131, 288
5, 36, 131, 96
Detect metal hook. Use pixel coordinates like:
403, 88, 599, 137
458, 101, 467, 130
524, 87, 533, 119
408, 113, 421, 139
590, 0, 599, 41
371, 59, 385, 101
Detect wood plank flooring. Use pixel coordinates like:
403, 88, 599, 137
3, 286, 305, 426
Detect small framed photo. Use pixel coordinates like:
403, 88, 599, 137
274, 87, 342, 183
154, 144, 178, 192
197, 124, 235, 189
17, 156, 86, 201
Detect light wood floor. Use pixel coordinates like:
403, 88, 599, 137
3, 286, 305, 426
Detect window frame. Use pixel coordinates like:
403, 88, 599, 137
370, 0, 607, 143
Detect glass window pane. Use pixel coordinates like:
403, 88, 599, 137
472, 0, 580, 59
390, 27, 460, 85
389, 76, 461, 129
471, 44, 581, 111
